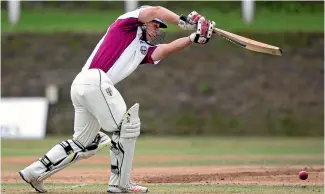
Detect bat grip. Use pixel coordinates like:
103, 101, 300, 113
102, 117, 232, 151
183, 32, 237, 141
179, 14, 188, 22
180, 14, 217, 34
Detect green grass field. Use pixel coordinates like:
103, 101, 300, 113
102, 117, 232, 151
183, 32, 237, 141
1, 136, 324, 193
1, 9, 324, 33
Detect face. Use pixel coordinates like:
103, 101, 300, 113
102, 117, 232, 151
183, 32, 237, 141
145, 21, 160, 42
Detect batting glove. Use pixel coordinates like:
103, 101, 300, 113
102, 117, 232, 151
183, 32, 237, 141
189, 17, 216, 44
178, 11, 203, 30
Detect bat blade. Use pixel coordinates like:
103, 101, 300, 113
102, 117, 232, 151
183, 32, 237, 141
213, 27, 283, 56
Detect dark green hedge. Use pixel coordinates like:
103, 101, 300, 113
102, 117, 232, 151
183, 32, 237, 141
1, 1, 324, 13
2, 32, 323, 136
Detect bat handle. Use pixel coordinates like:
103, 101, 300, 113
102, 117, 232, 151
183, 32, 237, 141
179, 14, 188, 22
180, 14, 217, 34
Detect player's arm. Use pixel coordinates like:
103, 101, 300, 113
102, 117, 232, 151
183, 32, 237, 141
138, 6, 203, 30
151, 18, 216, 61
151, 37, 192, 61
138, 6, 180, 25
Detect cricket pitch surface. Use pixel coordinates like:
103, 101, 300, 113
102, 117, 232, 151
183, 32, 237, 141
2, 155, 323, 186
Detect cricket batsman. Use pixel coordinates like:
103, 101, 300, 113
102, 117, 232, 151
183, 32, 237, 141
19, 5, 215, 193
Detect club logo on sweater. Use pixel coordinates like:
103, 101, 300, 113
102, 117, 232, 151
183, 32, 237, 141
140, 46, 148, 55
106, 87, 113, 96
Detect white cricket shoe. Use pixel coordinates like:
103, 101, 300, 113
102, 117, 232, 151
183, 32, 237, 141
107, 182, 148, 193
19, 169, 47, 193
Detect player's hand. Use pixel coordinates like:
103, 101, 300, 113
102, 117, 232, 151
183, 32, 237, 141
178, 11, 202, 30
189, 17, 216, 44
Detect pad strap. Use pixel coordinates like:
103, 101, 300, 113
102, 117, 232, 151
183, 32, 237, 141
110, 139, 121, 155
59, 141, 73, 155
72, 139, 86, 151
39, 155, 53, 172
111, 165, 119, 174
85, 133, 101, 151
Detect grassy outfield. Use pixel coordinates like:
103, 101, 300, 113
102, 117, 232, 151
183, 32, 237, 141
2, 136, 324, 157
1, 136, 324, 193
1, 9, 324, 33
1, 136, 324, 171
2, 136, 323, 169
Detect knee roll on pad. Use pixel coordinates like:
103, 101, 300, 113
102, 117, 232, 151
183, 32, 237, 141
120, 103, 141, 138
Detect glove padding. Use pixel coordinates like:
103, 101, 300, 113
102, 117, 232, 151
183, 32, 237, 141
189, 17, 216, 44
178, 11, 202, 30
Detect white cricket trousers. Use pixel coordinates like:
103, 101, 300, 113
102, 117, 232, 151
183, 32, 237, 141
70, 69, 127, 147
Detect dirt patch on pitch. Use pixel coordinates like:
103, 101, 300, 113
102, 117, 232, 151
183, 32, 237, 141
139, 165, 324, 186
2, 155, 324, 186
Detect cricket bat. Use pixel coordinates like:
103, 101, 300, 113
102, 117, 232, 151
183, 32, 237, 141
212, 27, 283, 56
179, 15, 283, 56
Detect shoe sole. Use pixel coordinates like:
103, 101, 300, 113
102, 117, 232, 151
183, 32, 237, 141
18, 171, 45, 193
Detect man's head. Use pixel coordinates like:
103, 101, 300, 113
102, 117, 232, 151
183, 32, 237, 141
137, 5, 167, 45
141, 18, 167, 46
136, 5, 167, 45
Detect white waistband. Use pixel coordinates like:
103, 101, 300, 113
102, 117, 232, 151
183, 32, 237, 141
72, 69, 113, 86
